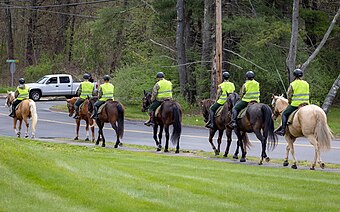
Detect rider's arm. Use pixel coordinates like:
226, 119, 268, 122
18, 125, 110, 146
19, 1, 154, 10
215, 86, 222, 101
14, 88, 19, 98
98, 86, 103, 99
239, 84, 246, 99
151, 83, 159, 102
76, 84, 82, 97
287, 85, 293, 104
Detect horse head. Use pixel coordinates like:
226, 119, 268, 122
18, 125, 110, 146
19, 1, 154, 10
200, 99, 213, 122
66, 98, 77, 117
5, 91, 15, 107
271, 94, 288, 120
141, 90, 152, 112
227, 92, 240, 110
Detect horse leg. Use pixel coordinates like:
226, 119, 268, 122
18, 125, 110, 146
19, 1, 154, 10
91, 125, 95, 143
216, 129, 223, 156
24, 117, 29, 138
285, 135, 297, 169
254, 130, 268, 165
95, 121, 103, 146
306, 135, 322, 170
164, 125, 170, 152
153, 124, 161, 151
224, 128, 232, 157
208, 128, 218, 155
18, 119, 23, 138
74, 119, 80, 140
234, 129, 246, 162
110, 122, 120, 148
85, 120, 90, 141
158, 124, 163, 151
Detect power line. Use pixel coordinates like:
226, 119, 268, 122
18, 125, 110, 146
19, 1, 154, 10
0, 0, 114, 9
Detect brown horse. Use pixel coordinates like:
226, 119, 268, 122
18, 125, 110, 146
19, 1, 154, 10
88, 97, 124, 148
233, 99, 278, 164
201, 93, 242, 157
66, 97, 95, 142
271, 95, 333, 170
142, 91, 182, 153
5, 91, 38, 138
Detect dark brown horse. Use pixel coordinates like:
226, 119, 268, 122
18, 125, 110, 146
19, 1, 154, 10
233, 101, 278, 164
201, 92, 242, 157
66, 97, 95, 142
88, 97, 125, 148
142, 91, 182, 153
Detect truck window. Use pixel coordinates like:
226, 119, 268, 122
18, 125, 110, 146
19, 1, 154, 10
60, 76, 70, 83
46, 77, 57, 84
36, 77, 48, 84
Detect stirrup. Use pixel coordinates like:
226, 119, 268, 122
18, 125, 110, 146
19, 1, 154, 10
275, 129, 285, 136
144, 120, 154, 126
228, 121, 237, 129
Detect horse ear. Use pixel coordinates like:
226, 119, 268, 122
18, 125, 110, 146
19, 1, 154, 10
144, 90, 146, 95
271, 94, 275, 99
66, 99, 70, 103
280, 94, 284, 97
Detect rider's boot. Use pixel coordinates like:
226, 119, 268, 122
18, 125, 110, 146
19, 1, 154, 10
275, 114, 288, 136
91, 106, 98, 119
144, 111, 155, 126
9, 106, 15, 118
205, 110, 215, 129
228, 108, 238, 129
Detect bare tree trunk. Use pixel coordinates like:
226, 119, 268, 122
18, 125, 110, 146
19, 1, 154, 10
26, 0, 38, 66
4, 0, 14, 59
286, 0, 299, 83
301, 7, 340, 72
176, 0, 187, 97
322, 74, 340, 114
68, 14, 76, 62
55, 0, 71, 54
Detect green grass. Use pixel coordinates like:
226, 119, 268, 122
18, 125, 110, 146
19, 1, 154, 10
328, 107, 340, 136
1, 137, 340, 211
0, 86, 16, 93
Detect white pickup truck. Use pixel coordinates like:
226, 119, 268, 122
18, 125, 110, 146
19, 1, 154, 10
25, 74, 91, 101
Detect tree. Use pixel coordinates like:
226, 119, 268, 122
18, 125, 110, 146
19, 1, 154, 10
322, 74, 340, 114
4, 0, 14, 59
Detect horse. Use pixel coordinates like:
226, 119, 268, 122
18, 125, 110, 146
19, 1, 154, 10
200, 92, 243, 157
88, 97, 124, 148
5, 91, 38, 138
271, 95, 333, 170
66, 97, 95, 142
142, 91, 182, 153
233, 99, 278, 165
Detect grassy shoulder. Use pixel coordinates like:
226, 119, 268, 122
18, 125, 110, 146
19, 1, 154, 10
1, 137, 340, 211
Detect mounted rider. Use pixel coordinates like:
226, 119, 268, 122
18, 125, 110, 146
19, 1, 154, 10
9, 78, 30, 118
73, 73, 95, 119
275, 69, 309, 136
144, 72, 173, 126
229, 70, 260, 128
91, 75, 114, 119
205, 71, 235, 129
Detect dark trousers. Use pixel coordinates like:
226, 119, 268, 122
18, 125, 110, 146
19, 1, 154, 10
148, 100, 162, 112
282, 105, 298, 117
74, 98, 85, 114
93, 100, 105, 116
12, 99, 22, 113
233, 100, 248, 112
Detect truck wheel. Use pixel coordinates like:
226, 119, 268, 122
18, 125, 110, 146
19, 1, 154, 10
30, 90, 41, 101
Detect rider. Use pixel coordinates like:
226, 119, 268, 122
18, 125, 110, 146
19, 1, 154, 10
73, 73, 95, 119
205, 71, 235, 129
91, 75, 114, 119
229, 70, 260, 129
275, 68, 309, 136
9, 78, 30, 118
144, 72, 173, 126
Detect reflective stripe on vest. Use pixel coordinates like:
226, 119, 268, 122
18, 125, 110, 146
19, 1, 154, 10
291, 79, 309, 107
242, 80, 260, 102
80, 81, 94, 99
217, 81, 235, 105
99, 83, 114, 101
156, 79, 172, 100
17, 87, 29, 100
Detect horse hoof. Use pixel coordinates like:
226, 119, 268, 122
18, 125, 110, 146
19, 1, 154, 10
258, 161, 263, 165
233, 155, 239, 159
320, 163, 325, 169
175, 150, 179, 154
214, 151, 219, 156
240, 158, 246, 162
95, 142, 99, 146
265, 157, 270, 162
164, 149, 169, 153
85, 138, 90, 141
74, 137, 78, 141
309, 167, 315, 170
92, 139, 95, 143
119, 143, 123, 147
292, 164, 298, 169
156, 148, 161, 151
101, 144, 105, 147
283, 161, 289, 166
25, 135, 29, 138
114, 144, 118, 148
223, 154, 228, 158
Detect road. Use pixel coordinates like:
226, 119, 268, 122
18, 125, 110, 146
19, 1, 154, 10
0, 99, 339, 165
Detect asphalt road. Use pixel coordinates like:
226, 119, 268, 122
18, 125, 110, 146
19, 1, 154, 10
0, 99, 339, 165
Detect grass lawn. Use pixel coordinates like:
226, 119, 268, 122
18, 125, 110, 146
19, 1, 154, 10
1, 137, 340, 211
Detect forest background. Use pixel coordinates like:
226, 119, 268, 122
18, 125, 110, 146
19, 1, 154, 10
1, 0, 339, 109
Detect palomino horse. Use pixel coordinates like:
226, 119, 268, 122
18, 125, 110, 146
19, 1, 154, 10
142, 91, 182, 153
233, 98, 278, 164
88, 97, 124, 148
66, 97, 95, 142
5, 91, 38, 138
201, 92, 243, 157
272, 95, 333, 170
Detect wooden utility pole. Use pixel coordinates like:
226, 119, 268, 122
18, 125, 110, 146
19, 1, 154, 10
215, 0, 222, 86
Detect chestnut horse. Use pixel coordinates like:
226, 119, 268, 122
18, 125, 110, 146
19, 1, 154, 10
272, 95, 333, 170
201, 92, 243, 157
88, 97, 124, 148
66, 97, 95, 142
5, 91, 38, 138
142, 91, 182, 153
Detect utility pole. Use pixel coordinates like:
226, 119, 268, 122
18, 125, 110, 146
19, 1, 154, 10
215, 0, 222, 86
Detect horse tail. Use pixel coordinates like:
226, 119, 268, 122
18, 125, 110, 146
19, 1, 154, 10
116, 102, 125, 139
314, 110, 333, 151
242, 133, 251, 149
29, 100, 38, 135
171, 104, 182, 146
261, 104, 278, 150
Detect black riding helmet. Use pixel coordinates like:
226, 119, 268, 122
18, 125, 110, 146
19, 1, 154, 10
103, 75, 110, 81
18, 78, 25, 84
246, 71, 255, 80
222, 71, 230, 80
83, 73, 90, 79
293, 69, 303, 78
156, 72, 165, 78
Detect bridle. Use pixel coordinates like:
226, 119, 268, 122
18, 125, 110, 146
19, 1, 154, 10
272, 98, 284, 120
142, 93, 152, 112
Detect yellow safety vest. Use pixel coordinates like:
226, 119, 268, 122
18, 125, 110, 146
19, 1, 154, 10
80, 81, 94, 99
156, 79, 172, 100
290, 79, 309, 107
99, 83, 114, 101
217, 81, 235, 104
17, 86, 29, 100
242, 80, 260, 103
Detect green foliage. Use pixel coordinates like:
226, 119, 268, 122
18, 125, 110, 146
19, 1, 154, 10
24, 54, 54, 82
300, 9, 330, 39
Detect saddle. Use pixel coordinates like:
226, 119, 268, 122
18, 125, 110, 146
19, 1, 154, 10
287, 103, 308, 125
79, 101, 86, 112
98, 100, 118, 114
155, 99, 172, 117
214, 106, 224, 118
237, 101, 258, 119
